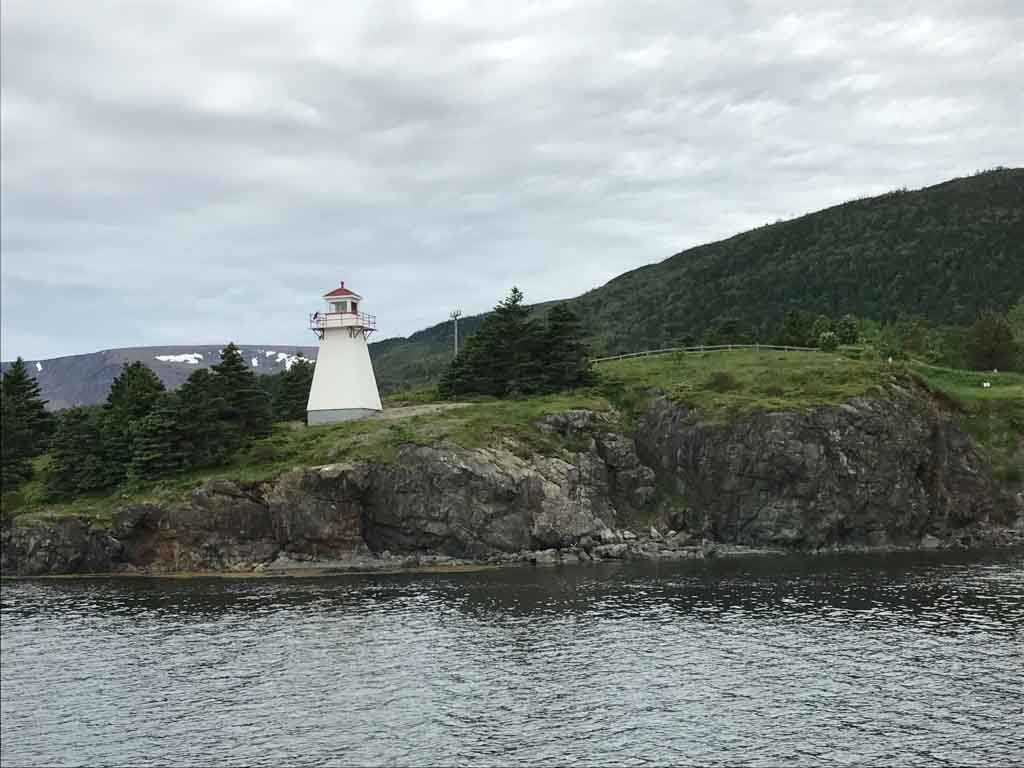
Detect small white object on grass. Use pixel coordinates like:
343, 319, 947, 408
982, 382, 992, 389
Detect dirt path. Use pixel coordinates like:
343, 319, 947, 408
374, 402, 473, 421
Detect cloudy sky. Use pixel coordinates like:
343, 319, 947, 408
2, 0, 1022, 360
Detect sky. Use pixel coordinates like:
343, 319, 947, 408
2, 0, 1022, 360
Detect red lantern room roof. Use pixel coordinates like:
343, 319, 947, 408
322, 280, 360, 299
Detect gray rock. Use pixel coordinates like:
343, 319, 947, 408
593, 543, 628, 559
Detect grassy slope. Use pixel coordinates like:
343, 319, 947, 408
9, 351, 1021, 524
909, 363, 1023, 488
369, 169, 1024, 390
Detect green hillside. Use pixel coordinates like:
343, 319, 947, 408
572, 168, 1023, 353
370, 168, 1024, 389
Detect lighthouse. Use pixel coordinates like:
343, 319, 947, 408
306, 280, 383, 425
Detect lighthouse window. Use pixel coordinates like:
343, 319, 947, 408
352, 302, 358, 313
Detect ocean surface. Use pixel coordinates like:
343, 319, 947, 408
2, 550, 1023, 767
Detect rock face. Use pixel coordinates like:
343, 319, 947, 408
2, 383, 1019, 575
635, 384, 1009, 548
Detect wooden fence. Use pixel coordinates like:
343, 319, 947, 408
592, 343, 820, 364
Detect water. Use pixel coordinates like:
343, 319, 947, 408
2, 551, 1023, 767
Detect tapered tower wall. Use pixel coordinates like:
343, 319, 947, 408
307, 322, 382, 425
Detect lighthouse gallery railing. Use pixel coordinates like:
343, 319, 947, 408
309, 311, 377, 332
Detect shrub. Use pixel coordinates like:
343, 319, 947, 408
819, 331, 839, 352
705, 371, 740, 392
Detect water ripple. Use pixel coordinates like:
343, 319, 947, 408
3, 550, 1023, 767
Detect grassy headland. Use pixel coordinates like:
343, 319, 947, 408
7, 350, 1021, 524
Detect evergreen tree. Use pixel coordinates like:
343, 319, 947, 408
106, 361, 165, 419
102, 362, 166, 484
542, 304, 596, 391
834, 315, 860, 345
1, 390, 33, 491
130, 395, 187, 480
177, 368, 236, 467
967, 311, 1019, 371
273, 357, 315, 422
440, 290, 593, 398
440, 287, 544, 398
0, 358, 54, 491
46, 407, 108, 496
212, 343, 273, 437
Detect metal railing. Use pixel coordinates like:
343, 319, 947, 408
309, 311, 377, 331
592, 343, 819, 364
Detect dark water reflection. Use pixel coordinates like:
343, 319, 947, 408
3, 550, 1023, 767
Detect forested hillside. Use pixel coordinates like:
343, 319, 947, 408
571, 168, 1023, 354
370, 168, 1023, 388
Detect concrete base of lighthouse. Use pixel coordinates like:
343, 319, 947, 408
307, 407, 380, 425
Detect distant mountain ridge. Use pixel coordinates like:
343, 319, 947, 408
5, 168, 1023, 406
0, 345, 318, 411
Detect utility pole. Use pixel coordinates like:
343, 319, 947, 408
450, 310, 462, 356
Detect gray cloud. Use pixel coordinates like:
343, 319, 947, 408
3, 0, 1022, 359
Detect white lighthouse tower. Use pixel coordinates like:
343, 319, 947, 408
306, 280, 383, 425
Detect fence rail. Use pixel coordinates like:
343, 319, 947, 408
592, 343, 820, 364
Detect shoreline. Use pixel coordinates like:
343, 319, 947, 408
4, 540, 1021, 581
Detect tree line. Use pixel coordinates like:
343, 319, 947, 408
1, 343, 314, 497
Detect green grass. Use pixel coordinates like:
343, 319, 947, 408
908, 363, 1024, 492
909, 363, 1024, 409
597, 349, 900, 419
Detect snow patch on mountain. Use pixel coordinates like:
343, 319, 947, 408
35, 362, 43, 372
155, 353, 204, 365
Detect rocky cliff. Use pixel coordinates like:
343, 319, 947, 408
3, 383, 1020, 576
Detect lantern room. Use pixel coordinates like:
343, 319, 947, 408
323, 281, 361, 314
310, 280, 377, 337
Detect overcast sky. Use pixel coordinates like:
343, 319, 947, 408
2, 0, 1022, 360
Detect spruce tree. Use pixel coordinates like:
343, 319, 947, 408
542, 304, 595, 391
130, 395, 186, 480
440, 287, 539, 398
273, 357, 315, 422
439, 289, 590, 398
1, 358, 54, 491
1, 390, 33, 491
212, 343, 273, 438
46, 407, 108, 496
177, 368, 235, 468
102, 362, 166, 484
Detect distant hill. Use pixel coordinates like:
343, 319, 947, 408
0, 345, 317, 411
6, 168, 1022, 405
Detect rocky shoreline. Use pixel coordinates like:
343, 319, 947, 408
3, 382, 1021, 577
